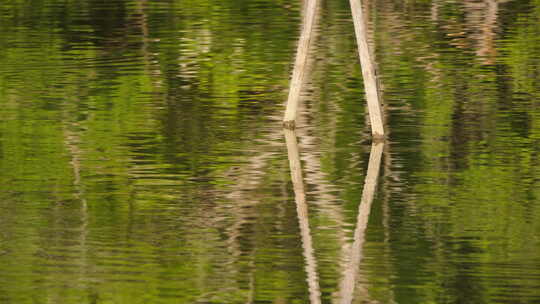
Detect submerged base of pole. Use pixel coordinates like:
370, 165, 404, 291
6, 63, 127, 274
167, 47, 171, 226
283, 120, 296, 130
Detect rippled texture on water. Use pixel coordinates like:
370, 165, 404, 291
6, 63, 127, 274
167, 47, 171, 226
1, 0, 539, 303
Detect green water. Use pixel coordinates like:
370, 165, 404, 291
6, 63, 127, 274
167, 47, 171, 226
1, 0, 539, 303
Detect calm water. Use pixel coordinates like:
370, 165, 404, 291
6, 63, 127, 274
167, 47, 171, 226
1, 0, 539, 303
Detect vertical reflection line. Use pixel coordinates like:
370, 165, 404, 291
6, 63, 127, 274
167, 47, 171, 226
62, 118, 89, 293
339, 142, 384, 304
431, 0, 442, 21
136, 0, 163, 89
284, 129, 322, 304
477, 0, 499, 64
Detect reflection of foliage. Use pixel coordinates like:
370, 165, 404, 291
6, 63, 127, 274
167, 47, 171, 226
0, 0, 309, 303
373, 0, 540, 303
0, 0, 539, 303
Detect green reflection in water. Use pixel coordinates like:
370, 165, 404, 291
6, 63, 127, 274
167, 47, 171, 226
0, 0, 539, 303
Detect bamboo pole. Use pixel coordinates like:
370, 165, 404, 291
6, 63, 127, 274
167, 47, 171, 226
338, 142, 384, 304
283, 0, 319, 129
349, 0, 385, 138
284, 129, 322, 304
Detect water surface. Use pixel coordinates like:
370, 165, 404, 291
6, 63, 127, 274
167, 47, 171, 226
1, 0, 539, 303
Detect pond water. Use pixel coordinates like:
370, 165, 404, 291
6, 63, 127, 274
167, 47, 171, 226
1, 0, 539, 303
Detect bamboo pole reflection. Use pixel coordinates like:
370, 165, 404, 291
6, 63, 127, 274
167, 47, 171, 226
338, 142, 384, 304
284, 129, 322, 304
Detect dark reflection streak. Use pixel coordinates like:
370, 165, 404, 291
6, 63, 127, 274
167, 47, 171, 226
284, 129, 322, 304
338, 142, 384, 304
121, 0, 158, 244
135, 0, 162, 89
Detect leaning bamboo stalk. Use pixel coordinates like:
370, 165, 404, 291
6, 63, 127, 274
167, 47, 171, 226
283, 0, 319, 129
349, 0, 385, 138
284, 129, 322, 304
338, 142, 384, 304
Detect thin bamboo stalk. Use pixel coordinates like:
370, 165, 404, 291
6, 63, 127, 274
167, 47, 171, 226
283, 0, 319, 129
349, 0, 385, 138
